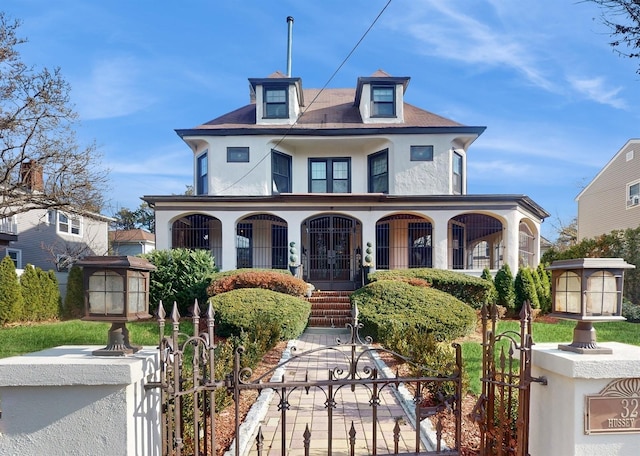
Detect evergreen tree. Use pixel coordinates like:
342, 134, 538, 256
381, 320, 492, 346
481, 267, 498, 304
514, 267, 540, 311
20, 264, 42, 320
0, 256, 24, 324
63, 265, 84, 319
536, 263, 552, 313
494, 264, 516, 312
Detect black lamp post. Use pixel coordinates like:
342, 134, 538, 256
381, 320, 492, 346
548, 258, 634, 354
78, 256, 156, 356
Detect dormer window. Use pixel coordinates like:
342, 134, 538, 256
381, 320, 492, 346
264, 86, 288, 118
371, 85, 395, 117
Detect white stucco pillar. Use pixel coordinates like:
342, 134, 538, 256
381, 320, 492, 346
430, 212, 451, 270
504, 212, 521, 271
529, 342, 640, 456
218, 213, 238, 271
0, 346, 161, 456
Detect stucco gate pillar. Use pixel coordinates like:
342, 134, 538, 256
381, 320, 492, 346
0, 346, 161, 456
529, 342, 640, 456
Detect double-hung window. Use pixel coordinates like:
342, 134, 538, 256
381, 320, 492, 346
371, 85, 395, 117
4, 248, 21, 269
196, 151, 208, 195
628, 181, 640, 207
49, 210, 82, 236
264, 86, 288, 118
452, 152, 463, 194
368, 149, 388, 193
309, 158, 350, 193
272, 150, 292, 193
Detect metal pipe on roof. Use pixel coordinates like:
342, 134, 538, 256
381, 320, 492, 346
286, 16, 294, 77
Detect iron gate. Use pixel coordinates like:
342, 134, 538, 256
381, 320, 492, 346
471, 301, 547, 456
146, 301, 464, 456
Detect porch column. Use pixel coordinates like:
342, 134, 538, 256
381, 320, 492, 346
504, 213, 520, 271
430, 212, 450, 270
218, 214, 237, 271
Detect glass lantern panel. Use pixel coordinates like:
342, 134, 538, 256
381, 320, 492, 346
88, 270, 124, 314
128, 271, 148, 313
586, 270, 618, 315
554, 271, 581, 313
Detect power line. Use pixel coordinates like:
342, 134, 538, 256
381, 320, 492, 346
214, 0, 393, 195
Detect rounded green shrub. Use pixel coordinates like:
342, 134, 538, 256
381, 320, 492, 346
210, 288, 311, 340
351, 280, 476, 343
368, 268, 492, 308
494, 264, 515, 311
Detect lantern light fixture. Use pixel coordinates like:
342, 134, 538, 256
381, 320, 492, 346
77, 255, 156, 356
548, 258, 634, 354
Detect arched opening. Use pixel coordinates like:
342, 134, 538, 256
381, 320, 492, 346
301, 214, 362, 290
448, 213, 504, 270
236, 214, 288, 270
519, 221, 536, 268
171, 214, 222, 265
375, 214, 433, 269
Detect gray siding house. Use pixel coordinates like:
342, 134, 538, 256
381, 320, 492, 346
576, 139, 640, 240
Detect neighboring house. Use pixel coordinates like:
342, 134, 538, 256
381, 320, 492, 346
109, 229, 155, 256
144, 70, 549, 291
576, 139, 640, 240
1, 164, 111, 272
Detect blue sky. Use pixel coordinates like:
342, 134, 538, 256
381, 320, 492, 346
4, 0, 640, 240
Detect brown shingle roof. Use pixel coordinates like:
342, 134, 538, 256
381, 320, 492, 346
196, 88, 463, 131
109, 229, 155, 243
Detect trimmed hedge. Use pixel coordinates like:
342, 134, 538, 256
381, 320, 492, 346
351, 280, 477, 343
368, 268, 492, 309
210, 288, 311, 340
207, 269, 307, 297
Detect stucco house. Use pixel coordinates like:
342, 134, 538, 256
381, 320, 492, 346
144, 70, 549, 291
576, 139, 640, 240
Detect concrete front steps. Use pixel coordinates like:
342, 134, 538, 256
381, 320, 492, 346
307, 290, 353, 328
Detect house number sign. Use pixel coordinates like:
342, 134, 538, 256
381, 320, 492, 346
585, 378, 640, 434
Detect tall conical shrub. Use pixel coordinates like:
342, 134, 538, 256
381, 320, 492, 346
20, 264, 42, 321
481, 267, 498, 304
63, 265, 84, 319
536, 263, 552, 313
0, 256, 24, 324
515, 267, 540, 311
494, 264, 515, 312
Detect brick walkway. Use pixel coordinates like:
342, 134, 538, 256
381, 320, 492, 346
230, 328, 436, 456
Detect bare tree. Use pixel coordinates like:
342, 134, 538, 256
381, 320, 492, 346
586, 0, 640, 73
0, 13, 108, 219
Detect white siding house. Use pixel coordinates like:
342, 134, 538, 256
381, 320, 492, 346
145, 70, 549, 291
576, 139, 640, 240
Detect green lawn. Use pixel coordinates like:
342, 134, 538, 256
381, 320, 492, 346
2, 318, 639, 398
461, 319, 640, 395
0, 320, 163, 359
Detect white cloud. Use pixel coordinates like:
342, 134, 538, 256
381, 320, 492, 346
391, 0, 556, 92
567, 76, 627, 109
73, 56, 155, 120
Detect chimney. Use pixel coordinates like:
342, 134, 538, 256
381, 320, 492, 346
286, 16, 294, 77
20, 160, 44, 192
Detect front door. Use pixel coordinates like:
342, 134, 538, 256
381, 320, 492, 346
304, 215, 360, 290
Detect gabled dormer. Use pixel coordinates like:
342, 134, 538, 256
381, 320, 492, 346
249, 71, 304, 126
354, 70, 410, 124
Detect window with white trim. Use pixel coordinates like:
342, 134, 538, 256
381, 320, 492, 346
50, 211, 82, 236
627, 181, 640, 208
5, 248, 21, 268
